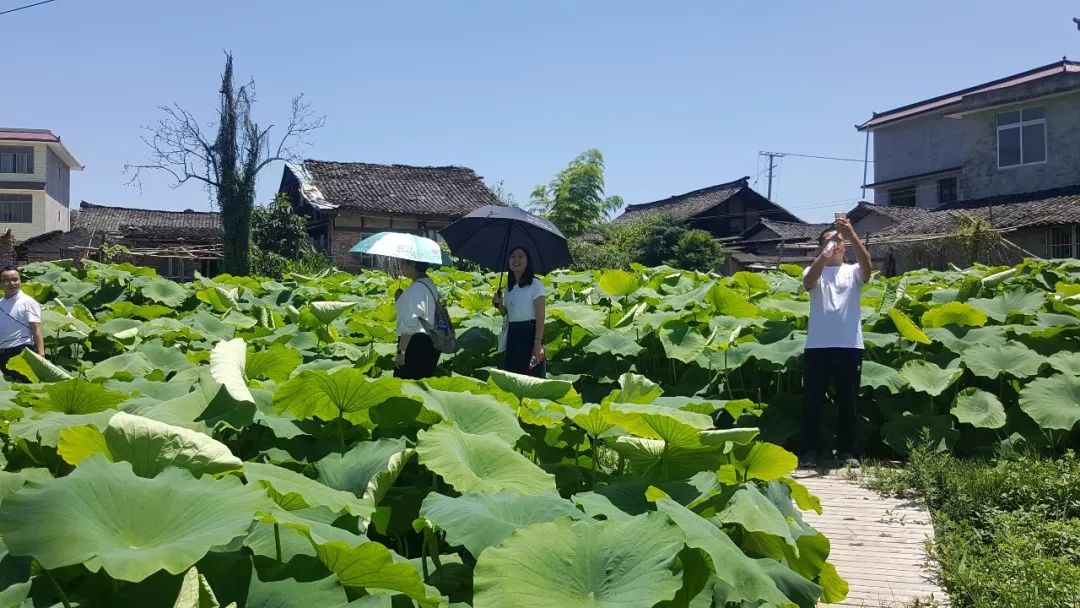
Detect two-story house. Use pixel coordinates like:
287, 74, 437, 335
856, 59, 1080, 263
0, 129, 84, 242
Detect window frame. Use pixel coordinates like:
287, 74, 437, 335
0, 194, 33, 223
997, 106, 1047, 169
937, 177, 958, 205
888, 185, 917, 207
1047, 225, 1077, 259
0, 146, 35, 175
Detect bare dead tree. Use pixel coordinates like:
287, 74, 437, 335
126, 53, 324, 275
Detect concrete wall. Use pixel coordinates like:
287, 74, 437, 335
872, 115, 967, 185
0, 190, 48, 241
45, 148, 70, 206
43, 194, 69, 233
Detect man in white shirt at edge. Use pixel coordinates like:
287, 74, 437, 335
0, 266, 44, 380
800, 218, 872, 470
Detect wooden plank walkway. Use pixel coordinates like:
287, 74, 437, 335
792, 470, 949, 608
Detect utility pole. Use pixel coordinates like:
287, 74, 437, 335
759, 151, 785, 200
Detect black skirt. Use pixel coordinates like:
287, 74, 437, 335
502, 320, 546, 378
394, 333, 440, 380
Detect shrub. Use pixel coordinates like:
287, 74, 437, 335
667, 228, 726, 271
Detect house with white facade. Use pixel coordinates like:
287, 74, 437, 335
0, 128, 84, 241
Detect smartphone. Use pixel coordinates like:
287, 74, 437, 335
834, 211, 847, 221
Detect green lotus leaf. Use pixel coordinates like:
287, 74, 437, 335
584, 330, 645, 358
210, 339, 255, 403
248, 507, 366, 561
1046, 351, 1080, 376
547, 302, 606, 334
403, 383, 525, 444
485, 368, 573, 403
247, 343, 303, 383
881, 413, 958, 454
604, 403, 713, 447
887, 309, 932, 345
899, 360, 963, 396
107, 301, 174, 321
8, 410, 117, 447
715, 484, 797, 548
757, 297, 810, 319
921, 301, 987, 328
969, 289, 1045, 322
473, 514, 684, 608
1019, 374, 1080, 430
951, 388, 1007, 429
245, 574, 351, 608
564, 402, 615, 437
0, 455, 271, 582
659, 322, 709, 364
33, 378, 127, 414
309, 301, 357, 325
173, 566, 231, 608
98, 317, 143, 336
960, 343, 1046, 379
606, 372, 662, 404
753, 557, 823, 608
140, 343, 197, 375
99, 412, 243, 477
0, 468, 51, 502
8, 349, 72, 382
599, 269, 641, 298
86, 352, 156, 381
57, 424, 111, 465
415, 423, 556, 495
274, 369, 403, 424
707, 284, 759, 318
188, 310, 237, 341
0, 581, 31, 608
244, 462, 375, 518
651, 493, 793, 606
732, 442, 798, 482
306, 539, 442, 608
314, 438, 412, 504
571, 491, 633, 521
661, 280, 715, 311
860, 360, 907, 394
142, 277, 191, 307
781, 477, 822, 515
743, 337, 805, 368
611, 436, 725, 481
420, 491, 583, 557
731, 271, 771, 296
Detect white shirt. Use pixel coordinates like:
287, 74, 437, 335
803, 264, 864, 349
0, 292, 40, 349
396, 278, 436, 336
505, 279, 545, 322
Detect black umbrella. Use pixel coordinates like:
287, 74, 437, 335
439, 205, 572, 276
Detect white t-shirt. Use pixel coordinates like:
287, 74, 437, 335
396, 278, 437, 336
803, 264, 864, 349
505, 279, 545, 322
0, 292, 40, 349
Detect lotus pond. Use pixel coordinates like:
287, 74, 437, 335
0, 259, 1078, 607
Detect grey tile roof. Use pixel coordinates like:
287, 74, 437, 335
76, 202, 221, 241
750, 219, 832, 241
300, 160, 500, 216
612, 178, 803, 225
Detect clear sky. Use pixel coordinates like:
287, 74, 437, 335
5, 0, 1080, 223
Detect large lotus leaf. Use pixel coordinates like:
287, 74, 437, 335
247, 343, 303, 383
584, 330, 645, 358
249, 507, 367, 562
599, 269, 641, 298
715, 484, 796, 548
142, 277, 191, 307
8, 410, 117, 447
403, 383, 525, 444
753, 557, 823, 608
107, 301, 173, 321
899, 360, 963, 396
731, 271, 771, 295
57, 424, 111, 465
173, 566, 232, 608
969, 290, 1045, 322
0, 468, 51, 502
659, 322, 709, 364
420, 491, 583, 557
743, 337, 805, 368
274, 369, 403, 424
860, 360, 907, 394
244, 462, 375, 517
611, 436, 726, 481
920, 302, 987, 328
85, 352, 156, 381
757, 297, 810, 319
571, 491, 633, 522
195, 285, 239, 313
189, 311, 237, 341
881, 413, 958, 454
33, 378, 127, 414
1047, 351, 1080, 376
7, 349, 72, 382
485, 368, 573, 403
92, 412, 242, 477
0, 581, 31, 607
98, 317, 143, 337
605, 403, 713, 447
245, 574, 351, 608
887, 309, 931, 345
314, 438, 412, 504
1019, 374, 1080, 430
661, 280, 715, 311
210, 339, 255, 404
733, 442, 798, 482
606, 372, 663, 404
415, 423, 556, 495
651, 494, 792, 606
707, 284, 759, 318
547, 302, 606, 334
960, 343, 1046, 379
564, 402, 615, 437
309, 301, 357, 325
951, 388, 1007, 429
473, 513, 684, 608
0, 455, 271, 582
140, 343, 197, 375
307, 539, 442, 608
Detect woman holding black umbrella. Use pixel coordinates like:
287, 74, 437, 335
493, 248, 546, 378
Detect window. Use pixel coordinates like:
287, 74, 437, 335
937, 177, 958, 205
0, 146, 34, 174
888, 185, 916, 207
997, 107, 1046, 167
0, 195, 32, 223
1048, 226, 1076, 259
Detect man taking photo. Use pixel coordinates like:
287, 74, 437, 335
0, 265, 44, 379
800, 216, 872, 470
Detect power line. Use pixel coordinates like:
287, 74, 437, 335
759, 150, 872, 164
0, 0, 57, 15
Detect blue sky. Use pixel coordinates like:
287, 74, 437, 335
6, 0, 1080, 223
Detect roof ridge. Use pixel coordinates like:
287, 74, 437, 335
0, 127, 55, 134
303, 159, 476, 172
80, 201, 218, 215
624, 176, 750, 211
937, 182, 1080, 210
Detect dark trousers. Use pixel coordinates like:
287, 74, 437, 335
394, 333, 440, 380
802, 348, 863, 456
502, 320, 546, 378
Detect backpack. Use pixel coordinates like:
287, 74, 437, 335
416, 280, 458, 353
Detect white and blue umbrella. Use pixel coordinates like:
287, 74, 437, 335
349, 232, 450, 265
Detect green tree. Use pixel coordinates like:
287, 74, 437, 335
530, 149, 623, 237
250, 193, 330, 278
667, 229, 726, 271
127, 54, 324, 276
